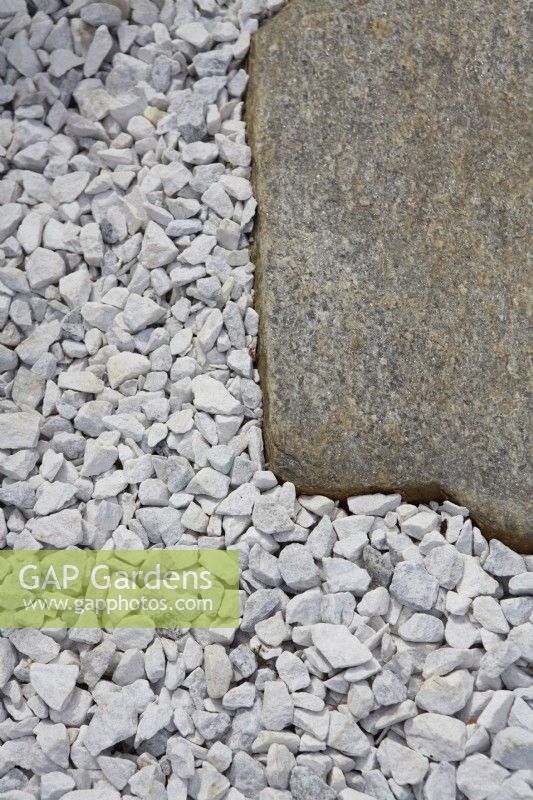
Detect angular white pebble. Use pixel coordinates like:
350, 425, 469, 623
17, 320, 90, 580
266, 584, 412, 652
106, 352, 151, 388
312, 623, 373, 669
191, 373, 243, 415
405, 713, 467, 761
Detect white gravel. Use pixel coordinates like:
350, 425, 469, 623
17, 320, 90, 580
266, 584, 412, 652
1, 1, 533, 799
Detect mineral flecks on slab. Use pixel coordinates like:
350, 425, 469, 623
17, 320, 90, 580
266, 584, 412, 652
248, 0, 533, 552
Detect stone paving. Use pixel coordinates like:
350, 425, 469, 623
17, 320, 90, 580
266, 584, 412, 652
248, 0, 532, 551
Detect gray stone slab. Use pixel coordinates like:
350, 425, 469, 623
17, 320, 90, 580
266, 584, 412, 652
248, 0, 532, 551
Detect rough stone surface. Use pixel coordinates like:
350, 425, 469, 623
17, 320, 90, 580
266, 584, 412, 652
248, 0, 532, 551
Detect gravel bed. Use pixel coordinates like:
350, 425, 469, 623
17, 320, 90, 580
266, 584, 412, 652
0, 1, 533, 799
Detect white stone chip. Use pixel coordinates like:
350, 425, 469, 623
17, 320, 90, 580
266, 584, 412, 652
278, 544, 319, 591
416, 670, 474, 714
327, 709, 370, 757
491, 727, 533, 770
34, 482, 77, 516
262, 680, 293, 731
508, 573, 533, 595
30, 664, 79, 711
29, 509, 83, 546
456, 555, 500, 598
456, 753, 509, 800
191, 374, 243, 415
398, 612, 445, 642
177, 22, 212, 48
0, 411, 40, 449
390, 561, 440, 611
472, 595, 509, 634
401, 510, 439, 539
425, 543, 464, 588
312, 624, 373, 669
25, 248, 65, 290
107, 352, 151, 388
405, 713, 467, 761
123, 293, 166, 332
384, 738, 429, 785
58, 370, 104, 393
483, 539, 526, 577
140, 221, 178, 268
347, 493, 401, 516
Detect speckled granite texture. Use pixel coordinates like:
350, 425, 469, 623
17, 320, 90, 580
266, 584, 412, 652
247, 0, 532, 551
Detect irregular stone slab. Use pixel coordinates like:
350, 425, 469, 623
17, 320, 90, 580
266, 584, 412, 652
248, 0, 532, 551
